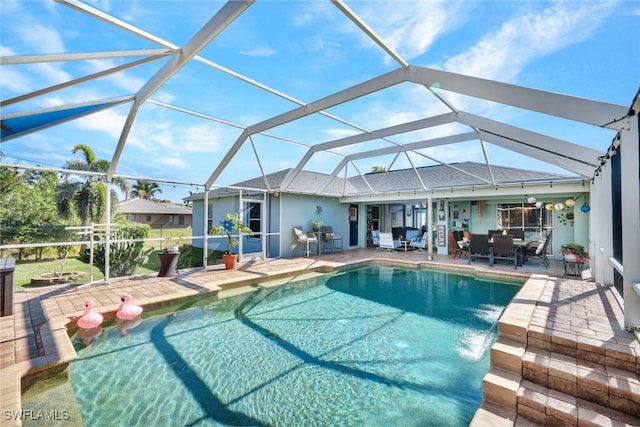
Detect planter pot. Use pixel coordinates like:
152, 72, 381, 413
563, 253, 578, 262
223, 253, 238, 270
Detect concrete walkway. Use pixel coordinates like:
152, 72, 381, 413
1, 249, 636, 426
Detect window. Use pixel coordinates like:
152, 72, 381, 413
247, 202, 261, 235
178, 215, 185, 225
145, 215, 151, 222
168, 215, 174, 224
496, 203, 552, 238
128, 214, 135, 222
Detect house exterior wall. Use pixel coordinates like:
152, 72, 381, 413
280, 194, 349, 257
191, 188, 591, 263
465, 193, 589, 262
127, 213, 192, 229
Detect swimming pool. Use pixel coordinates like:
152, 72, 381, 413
27, 266, 521, 426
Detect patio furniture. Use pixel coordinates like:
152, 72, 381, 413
531, 231, 552, 268
404, 229, 420, 242
371, 230, 381, 249
468, 233, 493, 265
510, 229, 525, 240
321, 226, 343, 253
491, 234, 519, 269
379, 232, 401, 252
452, 231, 468, 259
1, 258, 15, 317
487, 229, 502, 239
410, 232, 428, 252
293, 226, 318, 257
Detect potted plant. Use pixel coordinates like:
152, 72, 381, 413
210, 213, 253, 269
310, 219, 323, 232
559, 243, 589, 263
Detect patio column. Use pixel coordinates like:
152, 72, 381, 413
621, 115, 640, 330
427, 194, 433, 260
591, 171, 613, 286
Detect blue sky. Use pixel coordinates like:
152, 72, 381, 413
1, 0, 639, 202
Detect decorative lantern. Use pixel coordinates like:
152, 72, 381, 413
527, 196, 537, 204
581, 203, 591, 213
545, 203, 553, 211
554, 203, 564, 210
565, 198, 575, 207
535, 201, 543, 209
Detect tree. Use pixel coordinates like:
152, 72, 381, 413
371, 166, 386, 173
56, 144, 129, 225
130, 180, 163, 200
0, 168, 63, 259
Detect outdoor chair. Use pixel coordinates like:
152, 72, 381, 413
468, 233, 492, 265
410, 232, 428, 252
528, 231, 552, 269
404, 229, 420, 242
321, 225, 343, 253
293, 226, 318, 257
487, 230, 502, 240
491, 234, 519, 269
379, 232, 401, 252
452, 231, 468, 259
371, 230, 381, 249
510, 229, 525, 240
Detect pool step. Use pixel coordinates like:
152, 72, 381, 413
473, 337, 640, 426
521, 347, 640, 420
517, 379, 640, 426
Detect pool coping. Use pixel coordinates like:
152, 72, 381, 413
0, 252, 583, 426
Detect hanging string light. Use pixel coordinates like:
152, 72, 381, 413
593, 133, 621, 181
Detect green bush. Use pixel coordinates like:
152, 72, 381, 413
82, 224, 153, 277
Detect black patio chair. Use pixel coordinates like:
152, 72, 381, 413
492, 234, 518, 269
452, 230, 468, 259
468, 233, 492, 265
523, 231, 552, 269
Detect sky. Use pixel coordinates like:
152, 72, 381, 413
1, 0, 639, 202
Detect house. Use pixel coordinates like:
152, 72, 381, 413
186, 162, 588, 263
119, 198, 192, 229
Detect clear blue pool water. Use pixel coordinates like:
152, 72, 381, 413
67, 266, 520, 426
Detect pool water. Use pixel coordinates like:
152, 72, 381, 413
66, 266, 520, 426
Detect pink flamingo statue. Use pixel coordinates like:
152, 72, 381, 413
117, 293, 143, 320
77, 300, 104, 329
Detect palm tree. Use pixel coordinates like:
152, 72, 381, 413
130, 180, 162, 200
56, 144, 129, 225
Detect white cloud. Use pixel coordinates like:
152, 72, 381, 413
354, 0, 468, 60
85, 59, 146, 93
0, 67, 32, 93
155, 156, 188, 169
0, 45, 16, 56
322, 127, 360, 140
17, 23, 65, 54
442, 2, 617, 82
239, 47, 276, 57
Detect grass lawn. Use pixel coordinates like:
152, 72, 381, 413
9, 227, 199, 290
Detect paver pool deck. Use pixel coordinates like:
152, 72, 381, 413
1, 249, 638, 426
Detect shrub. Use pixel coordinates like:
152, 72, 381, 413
83, 224, 152, 277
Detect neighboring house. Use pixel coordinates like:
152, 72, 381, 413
119, 198, 192, 229
186, 162, 589, 262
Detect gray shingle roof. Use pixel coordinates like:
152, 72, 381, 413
185, 162, 570, 201
119, 198, 192, 215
